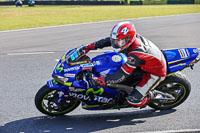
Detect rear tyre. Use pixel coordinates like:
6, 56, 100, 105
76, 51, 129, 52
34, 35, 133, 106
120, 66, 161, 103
35, 85, 80, 116
149, 72, 191, 110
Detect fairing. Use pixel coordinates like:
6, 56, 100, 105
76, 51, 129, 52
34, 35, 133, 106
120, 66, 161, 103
92, 51, 127, 76
47, 47, 199, 110
162, 48, 199, 74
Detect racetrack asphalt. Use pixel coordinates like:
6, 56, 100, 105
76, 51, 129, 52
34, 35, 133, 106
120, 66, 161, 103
0, 13, 200, 133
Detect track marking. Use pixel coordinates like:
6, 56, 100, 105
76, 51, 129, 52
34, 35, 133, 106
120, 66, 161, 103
139, 129, 200, 133
55, 48, 200, 62
0, 13, 199, 33
7, 51, 55, 56
55, 59, 60, 62
54, 50, 113, 62
7, 48, 199, 58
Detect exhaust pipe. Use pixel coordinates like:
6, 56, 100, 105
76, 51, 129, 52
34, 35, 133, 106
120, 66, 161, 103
107, 84, 133, 94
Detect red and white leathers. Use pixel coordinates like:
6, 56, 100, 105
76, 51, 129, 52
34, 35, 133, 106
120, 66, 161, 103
123, 34, 167, 96
83, 34, 167, 106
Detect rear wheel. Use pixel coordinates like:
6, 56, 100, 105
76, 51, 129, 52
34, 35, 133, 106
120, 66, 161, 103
149, 72, 191, 110
35, 85, 80, 116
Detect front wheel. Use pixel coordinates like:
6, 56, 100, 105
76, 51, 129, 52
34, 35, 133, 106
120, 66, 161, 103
149, 72, 191, 110
35, 85, 80, 116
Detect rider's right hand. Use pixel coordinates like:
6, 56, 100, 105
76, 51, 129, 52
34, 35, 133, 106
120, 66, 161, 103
93, 77, 106, 86
83, 42, 96, 53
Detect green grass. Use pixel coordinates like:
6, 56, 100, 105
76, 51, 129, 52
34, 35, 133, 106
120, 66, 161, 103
0, 5, 200, 31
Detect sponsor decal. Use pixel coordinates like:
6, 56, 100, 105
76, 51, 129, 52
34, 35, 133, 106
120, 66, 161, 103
53, 79, 58, 85
69, 92, 113, 104
100, 69, 110, 76
70, 61, 88, 66
178, 63, 186, 66
193, 49, 197, 53
81, 63, 94, 70
169, 63, 186, 68
93, 61, 101, 66
69, 87, 85, 92
48, 80, 57, 88
69, 87, 75, 91
72, 89, 85, 92
86, 88, 104, 96
82, 67, 92, 70
80, 63, 94, 68
56, 63, 63, 73
107, 75, 125, 84
96, 61, 101, 65
72, 89, 85, 93
64, 66, 80, 72
69, 92, 90, 101
112, 55, 122, 62
179, 49, 189, 59
65, 73, 75, 77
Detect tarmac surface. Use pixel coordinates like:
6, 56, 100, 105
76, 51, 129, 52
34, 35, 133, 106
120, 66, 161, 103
0, 13, 200, 133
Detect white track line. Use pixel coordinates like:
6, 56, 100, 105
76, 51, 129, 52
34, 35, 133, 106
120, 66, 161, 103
7, 48, 200, 57
7, 51, 55, 56
54, 48, 200, 62
0, 13, 199, 33
139, 129, 200, 133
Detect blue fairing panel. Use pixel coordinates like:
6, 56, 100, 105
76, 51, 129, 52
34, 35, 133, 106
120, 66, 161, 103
47, 79, 69, 91
162, 48, 199, 74
92, 52, 127, 75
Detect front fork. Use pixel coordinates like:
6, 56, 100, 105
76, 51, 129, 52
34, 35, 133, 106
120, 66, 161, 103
47, 79, 70, 104
47, 79, 90, 104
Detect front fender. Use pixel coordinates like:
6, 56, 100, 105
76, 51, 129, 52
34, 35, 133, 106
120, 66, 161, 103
47, 79, 68, 91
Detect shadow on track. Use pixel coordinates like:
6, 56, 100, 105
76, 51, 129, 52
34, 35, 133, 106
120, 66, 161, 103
0, 109, 176, 133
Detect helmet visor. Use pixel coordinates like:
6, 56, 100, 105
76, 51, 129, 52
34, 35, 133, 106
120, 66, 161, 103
111, 38, 126, 49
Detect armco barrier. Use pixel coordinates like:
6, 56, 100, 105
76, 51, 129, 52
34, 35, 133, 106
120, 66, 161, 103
130, 1, 143, 5
167, 0, 194, 4
0, 1, 124, 5
0, 1, 15, 5
130, 0, 197, 5
1, 0, 198, 6
143, 0, 167, 5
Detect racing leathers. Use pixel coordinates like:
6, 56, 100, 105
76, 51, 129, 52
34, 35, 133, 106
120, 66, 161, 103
83, 34, 167, 107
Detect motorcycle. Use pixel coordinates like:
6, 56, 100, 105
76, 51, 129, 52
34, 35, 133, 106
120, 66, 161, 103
35, 46, 199, 116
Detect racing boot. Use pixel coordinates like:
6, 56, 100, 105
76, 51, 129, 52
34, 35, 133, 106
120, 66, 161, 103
126, 89, 151, 108
127, 74, 164, 108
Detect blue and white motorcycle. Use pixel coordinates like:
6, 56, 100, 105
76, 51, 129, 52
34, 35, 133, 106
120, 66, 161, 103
35, 46, 199, 116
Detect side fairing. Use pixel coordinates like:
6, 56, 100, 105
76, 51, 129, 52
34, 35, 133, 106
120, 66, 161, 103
162, 48, 199, 74
92, 52, 127, 76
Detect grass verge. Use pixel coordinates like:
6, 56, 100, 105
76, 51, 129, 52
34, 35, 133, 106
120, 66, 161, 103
0, 5, 200, 31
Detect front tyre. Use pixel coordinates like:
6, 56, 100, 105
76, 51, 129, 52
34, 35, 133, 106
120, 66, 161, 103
35, 85, 80, 116
149, 72, 191, 110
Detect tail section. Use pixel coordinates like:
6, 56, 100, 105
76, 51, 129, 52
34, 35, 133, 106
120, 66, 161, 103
162, 48, 199, 74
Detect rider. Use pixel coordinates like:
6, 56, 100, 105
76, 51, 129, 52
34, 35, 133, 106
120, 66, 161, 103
70, 21, 167, 107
